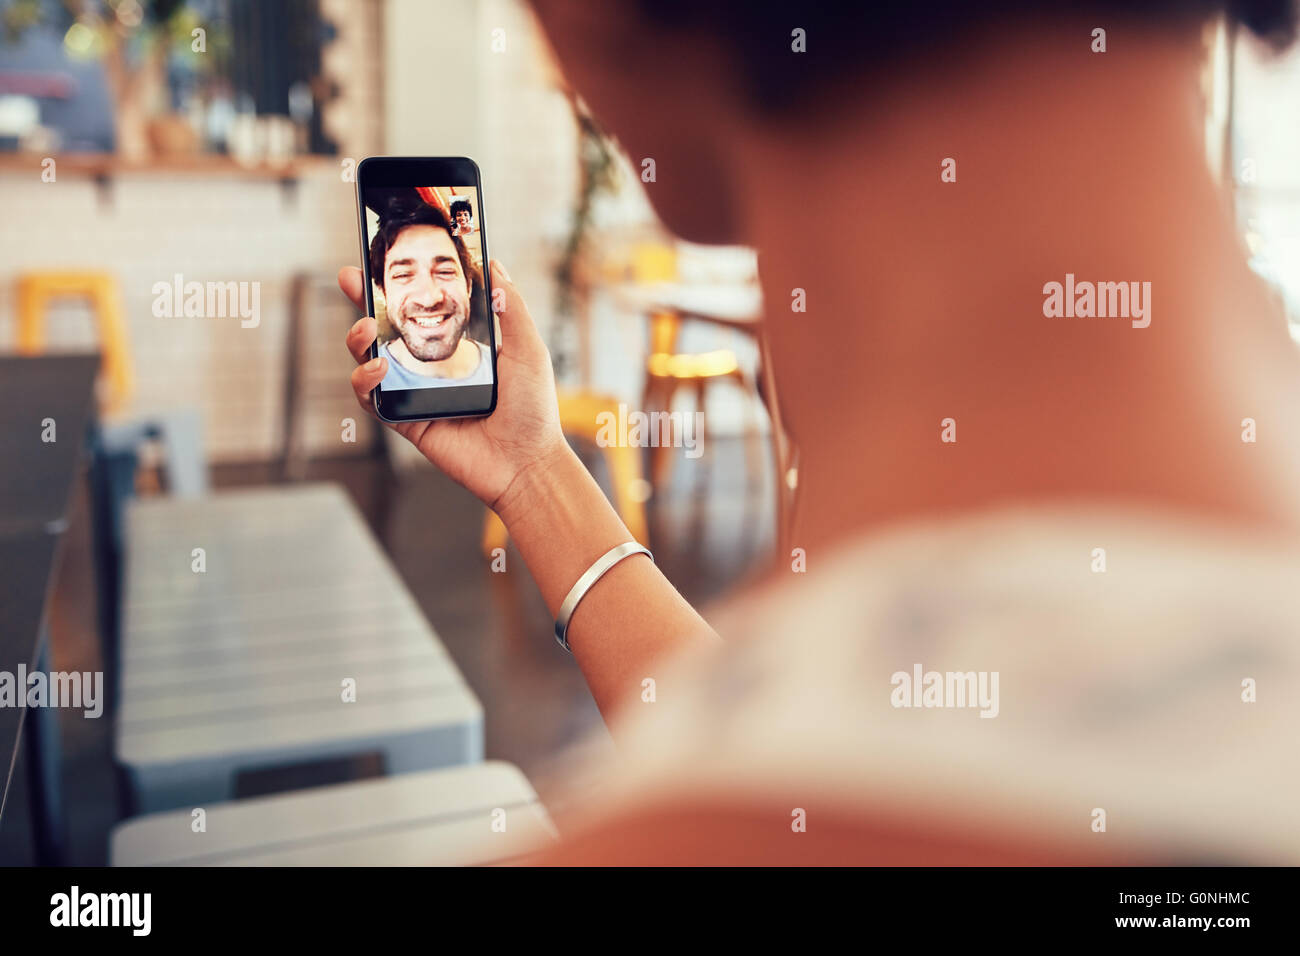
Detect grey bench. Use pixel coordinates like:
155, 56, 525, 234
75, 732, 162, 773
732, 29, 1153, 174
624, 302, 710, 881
110, 761, 556, 865
114, 484, 483, 812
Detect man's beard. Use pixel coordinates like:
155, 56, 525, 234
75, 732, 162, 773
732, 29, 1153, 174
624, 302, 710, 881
396, 305, 468, 362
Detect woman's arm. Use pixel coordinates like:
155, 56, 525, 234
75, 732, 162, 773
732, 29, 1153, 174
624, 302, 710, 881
339, 260, 718, 725
494, 440, 717, 721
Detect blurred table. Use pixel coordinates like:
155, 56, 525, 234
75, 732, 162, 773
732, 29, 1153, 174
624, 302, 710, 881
0, 354, 100, 535
614, 281, 764, 330
0, 353, 100, 864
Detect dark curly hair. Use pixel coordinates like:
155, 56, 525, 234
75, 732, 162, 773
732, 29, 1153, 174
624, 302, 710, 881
631, 0, 1298, 110
449, 199, 474, 223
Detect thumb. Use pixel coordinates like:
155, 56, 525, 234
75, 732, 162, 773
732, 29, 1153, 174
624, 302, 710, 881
490, 259, 548, 360
337, 266, 366, 312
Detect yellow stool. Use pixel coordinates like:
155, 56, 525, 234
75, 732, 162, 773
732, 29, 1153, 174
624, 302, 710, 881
642, 308, 749, 490
17, 271, 135, 414
481, 388, 650, 557
624, 242, 751, 489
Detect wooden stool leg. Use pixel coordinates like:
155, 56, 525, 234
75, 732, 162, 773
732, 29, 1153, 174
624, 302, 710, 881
733, 368, 763, 490
92, 279, 134, 413
649, 379, 678, 492
692, 377, 708, 458
16, 279, 46, 355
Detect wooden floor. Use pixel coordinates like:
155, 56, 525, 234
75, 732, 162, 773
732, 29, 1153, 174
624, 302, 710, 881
1, 435, 774, 864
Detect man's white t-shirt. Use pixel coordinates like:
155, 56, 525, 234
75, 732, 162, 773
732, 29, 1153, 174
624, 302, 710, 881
380, 339, 492, 390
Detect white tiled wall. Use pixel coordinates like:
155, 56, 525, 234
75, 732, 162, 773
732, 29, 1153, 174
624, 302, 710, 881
0, 167, 368, 461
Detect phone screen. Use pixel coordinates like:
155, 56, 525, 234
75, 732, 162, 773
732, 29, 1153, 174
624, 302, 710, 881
357, 158, 496, 421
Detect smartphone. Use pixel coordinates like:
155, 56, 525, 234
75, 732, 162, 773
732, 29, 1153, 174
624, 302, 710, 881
355, 156, 497, 422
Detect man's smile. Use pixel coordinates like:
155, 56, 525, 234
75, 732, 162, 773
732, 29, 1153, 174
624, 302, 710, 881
408, 312, 450, 329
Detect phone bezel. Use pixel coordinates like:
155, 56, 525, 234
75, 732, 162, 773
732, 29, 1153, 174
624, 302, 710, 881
355, 156, 498, 423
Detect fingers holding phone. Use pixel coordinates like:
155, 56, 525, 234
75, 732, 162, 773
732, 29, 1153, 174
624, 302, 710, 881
346, 315, 386, 417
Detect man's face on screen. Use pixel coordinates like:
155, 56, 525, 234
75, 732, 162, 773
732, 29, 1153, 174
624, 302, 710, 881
455, 209, 473, 232
383, 224, 472, 362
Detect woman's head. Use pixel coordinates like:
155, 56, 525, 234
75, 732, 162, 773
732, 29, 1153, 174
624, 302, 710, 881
532, 0, 1297, 244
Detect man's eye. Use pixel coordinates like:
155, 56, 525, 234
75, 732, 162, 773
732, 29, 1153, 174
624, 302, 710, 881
438, 270, 458, 279
392, 272, 413, 281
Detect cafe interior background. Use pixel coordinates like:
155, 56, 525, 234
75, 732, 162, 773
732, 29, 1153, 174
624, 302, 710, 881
0, 0, 1299, 865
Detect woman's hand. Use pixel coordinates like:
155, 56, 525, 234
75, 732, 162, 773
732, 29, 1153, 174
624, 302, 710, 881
339, 260, 568, 513
343, 261, 716, 722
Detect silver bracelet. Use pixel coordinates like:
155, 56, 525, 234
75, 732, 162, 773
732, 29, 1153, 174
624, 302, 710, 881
555, 541, 653, 652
